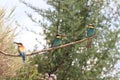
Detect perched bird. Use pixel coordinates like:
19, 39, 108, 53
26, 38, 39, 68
52, 34, 62, 47
87, 24, 95, 37
86, 24, 95, 48
14, 42, 26, 63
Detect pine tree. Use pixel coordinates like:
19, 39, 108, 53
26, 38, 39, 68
21, 0, 120, 79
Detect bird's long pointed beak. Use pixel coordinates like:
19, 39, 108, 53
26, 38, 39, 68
14, 42, 17, 44
14, 42, 20, 44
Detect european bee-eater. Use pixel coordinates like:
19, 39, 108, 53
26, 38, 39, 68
52, 34, 62, 47
14, 42, 26, 63
86, 24, 95, 48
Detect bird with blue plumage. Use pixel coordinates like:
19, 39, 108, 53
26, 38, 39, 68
87, 24, 95, 37
86, 24, 95, 48
14, 42, 26, 63
52, 34, 62, 47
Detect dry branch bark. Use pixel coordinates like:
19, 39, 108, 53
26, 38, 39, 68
0, 35, 96, 57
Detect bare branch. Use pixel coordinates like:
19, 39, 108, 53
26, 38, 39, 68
0, 35, 97, 57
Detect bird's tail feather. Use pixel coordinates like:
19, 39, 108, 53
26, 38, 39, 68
86, 40, 92, 48
20, 53, 26, 63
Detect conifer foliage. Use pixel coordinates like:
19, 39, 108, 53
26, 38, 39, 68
19, 0, 120, 79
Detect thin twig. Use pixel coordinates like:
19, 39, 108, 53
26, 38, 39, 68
0, 35, 97, 57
